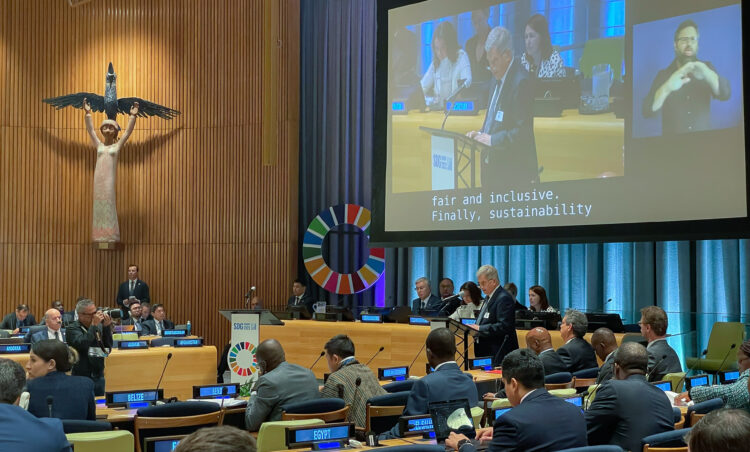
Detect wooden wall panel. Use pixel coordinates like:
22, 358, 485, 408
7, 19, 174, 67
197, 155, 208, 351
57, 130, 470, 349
0, 0, 301, 356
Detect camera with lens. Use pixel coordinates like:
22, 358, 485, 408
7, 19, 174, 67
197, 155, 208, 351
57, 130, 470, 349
97, 307, 123, 320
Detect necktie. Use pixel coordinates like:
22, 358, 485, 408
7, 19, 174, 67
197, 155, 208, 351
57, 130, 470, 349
55, 331, 61, 341
159, 321, 164, 335
129, 280, 135, 295
476, 296, 491, 325
296, 296, 301, 305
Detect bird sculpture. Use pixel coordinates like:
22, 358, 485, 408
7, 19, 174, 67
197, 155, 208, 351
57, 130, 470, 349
42, 62, 180, 120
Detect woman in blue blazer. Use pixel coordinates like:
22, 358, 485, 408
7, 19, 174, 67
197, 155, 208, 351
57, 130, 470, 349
25, 339, 96, 420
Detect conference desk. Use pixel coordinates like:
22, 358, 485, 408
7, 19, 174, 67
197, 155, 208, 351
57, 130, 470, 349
1, 345, 216, 400
391, 109, 624, 192
259, 319, 625, 379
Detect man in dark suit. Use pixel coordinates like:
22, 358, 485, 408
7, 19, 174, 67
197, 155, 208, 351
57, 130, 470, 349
640, 306, 682, 381
286, 278, 315, 315
469, 265, 518, 367
320, 334, 386, 428
447, 348, 587, 452
141, 304, 175, 336
382, 327, 479, 438
29, 309, 67, 344
466, 26, 538, 188
115, 264, 150, 318
410, 277, 442, 313
0, 304, 36, 333
525, 327, 567, 375
557, 309, 598, 373
591, 327, 618, 384
244, 339, 319, 431
0, 358, 71, 451
66, 299, 113, 396
120, 300, 144, 332
585, 342, 674, 452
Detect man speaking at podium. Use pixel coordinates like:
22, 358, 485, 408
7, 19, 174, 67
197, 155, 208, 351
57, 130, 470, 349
466, 26, 538, 187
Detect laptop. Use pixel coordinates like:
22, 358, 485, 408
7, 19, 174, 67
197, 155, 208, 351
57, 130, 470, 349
144, 435, 187, 452
428, 399, 476, 442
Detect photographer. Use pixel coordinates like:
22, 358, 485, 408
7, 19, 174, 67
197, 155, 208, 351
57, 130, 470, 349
66, 299, 114, 396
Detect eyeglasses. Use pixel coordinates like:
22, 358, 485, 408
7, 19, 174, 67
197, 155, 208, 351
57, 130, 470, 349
677, 36, 697, 44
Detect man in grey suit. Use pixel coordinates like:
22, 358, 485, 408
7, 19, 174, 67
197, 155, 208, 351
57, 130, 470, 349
640, 306, 682, 381
557, 309, 598, 373
245, 339, 319, 431
592, 327, 618, 384
410, 277, 442, 313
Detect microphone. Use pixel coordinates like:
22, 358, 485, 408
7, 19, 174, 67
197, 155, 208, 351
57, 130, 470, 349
437, 291, 465, 316
716, 343, 737, 375
46, 395, 54, 418
407, 341, 428, 374
154, 352, 173, 400
219, 385, 229, 411
441, 80, 469, 130
346, 377, 362, 423
309, 350, 325, 370
244, 286, 256, 298
674, 348, 708, 394
365, 346, 385, 366
646, 354, 668, 381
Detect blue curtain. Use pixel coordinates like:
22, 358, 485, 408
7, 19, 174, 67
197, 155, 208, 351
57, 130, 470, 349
299, 0, 750, 365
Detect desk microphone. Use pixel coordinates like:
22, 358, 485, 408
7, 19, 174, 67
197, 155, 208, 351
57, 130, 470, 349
365, 347, 385, 366
674, 348, 708, 394
219, 385, 229, 411
441, 79, 469, 130
347, 377, 362, 423
154, 352, 173, 400
437, 291, 465, 315
46, 395, 54, 418
716, 343, 737, 375
646, 354, 668, 381
407, 341, 428, 374
309, 350, 325, 370
244, 286, 257, 307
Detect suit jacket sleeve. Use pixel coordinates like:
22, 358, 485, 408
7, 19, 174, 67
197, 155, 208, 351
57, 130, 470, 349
489, 75, 533, 150
0, 314, 13, 329
142, 321, 155, 335
584, 381, 619, 446
403, 378, 429, 416
479, 292, 515, 340
245, 375, 280, 431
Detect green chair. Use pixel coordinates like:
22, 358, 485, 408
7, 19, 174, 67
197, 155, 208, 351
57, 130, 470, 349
685, 322, 745, 372
664, 372, 686, 393
470, 406, 483, 428
65, 430, 134, 452
256, 418, 324, 452
579, 37, 625, 81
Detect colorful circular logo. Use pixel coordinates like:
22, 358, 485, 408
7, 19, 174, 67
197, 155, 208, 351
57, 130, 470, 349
228, 341, 259, 377
303, 204, 385, 294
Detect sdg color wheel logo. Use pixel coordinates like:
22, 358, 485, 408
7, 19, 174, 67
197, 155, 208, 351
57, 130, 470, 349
228, 341, 259, 377
303, 204, 385, 294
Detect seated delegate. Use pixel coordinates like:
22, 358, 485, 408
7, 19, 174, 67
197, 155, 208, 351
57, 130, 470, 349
25, 340, 96, 421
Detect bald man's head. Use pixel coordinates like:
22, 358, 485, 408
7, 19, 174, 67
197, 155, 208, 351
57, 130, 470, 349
44, 308, 62, 331
591, 327, 617, 361
525, 327, 553, 354
256, 339, 286, 374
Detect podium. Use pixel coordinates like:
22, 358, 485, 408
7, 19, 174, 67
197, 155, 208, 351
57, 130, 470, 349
427, 317, 478, 370
419, 126, 489, 190
219, 309, 284, 385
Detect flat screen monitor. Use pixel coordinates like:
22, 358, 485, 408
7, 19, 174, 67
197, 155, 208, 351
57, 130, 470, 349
192, 383, 240, 399
398, 414, 434, 437
718, 370, 740, 384
373, 0, 749, 246
493, 407, 512, 419
469, 356, 493, 370
686, 374, 710, 391
285, 422, 355, 448
144, 435, 187, 452
652, 380, 672, 392
428, 399, 475, 442
585, 313, 625, 333
379, 366, 409, 381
